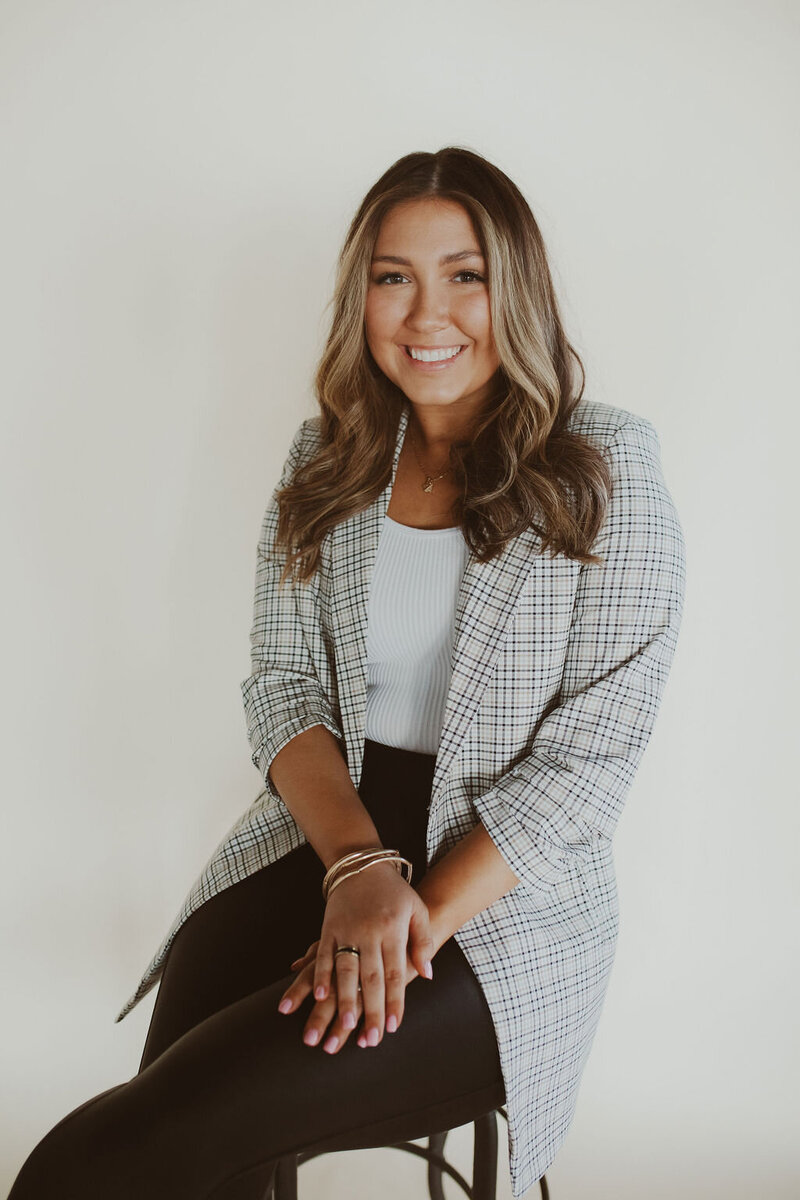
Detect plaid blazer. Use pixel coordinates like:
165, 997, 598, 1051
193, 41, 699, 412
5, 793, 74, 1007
115, 397, 686, 1198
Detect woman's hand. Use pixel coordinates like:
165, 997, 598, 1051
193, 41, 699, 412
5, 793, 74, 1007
278, 939, 422, 1052
277, 863, 436, 1054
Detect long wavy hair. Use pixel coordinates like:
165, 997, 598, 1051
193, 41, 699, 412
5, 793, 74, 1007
275, 146, 614, 586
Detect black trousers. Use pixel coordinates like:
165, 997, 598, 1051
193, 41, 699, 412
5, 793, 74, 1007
8, 739, 505, 1200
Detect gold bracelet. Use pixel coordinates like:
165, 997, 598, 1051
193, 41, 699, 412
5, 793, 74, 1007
324, 852, 413, 902
323, 849, 388, 897
326, 855, 412, 901
323, 850, 406, 901
322, 847, 397, 902
326, 852, 402, 898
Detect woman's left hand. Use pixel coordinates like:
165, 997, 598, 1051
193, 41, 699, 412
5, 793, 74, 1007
278, 938, 421, 1054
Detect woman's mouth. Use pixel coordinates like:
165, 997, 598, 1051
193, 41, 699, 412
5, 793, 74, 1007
402, 344, 467, 370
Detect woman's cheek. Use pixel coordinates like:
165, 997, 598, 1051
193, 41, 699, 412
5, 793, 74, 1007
456, 290, 492, 330
365, 289, 400, 329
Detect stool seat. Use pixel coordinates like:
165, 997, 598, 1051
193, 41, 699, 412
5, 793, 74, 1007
265, 1106, 550, 1200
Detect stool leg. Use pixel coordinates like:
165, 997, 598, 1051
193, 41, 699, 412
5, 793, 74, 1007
471, 1111, 498, 1200
273, 1155, 298, 1200
426, 1131, 449, 1200
259, 1162, 277, 1200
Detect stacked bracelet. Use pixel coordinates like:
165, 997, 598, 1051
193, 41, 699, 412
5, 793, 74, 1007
322, 847, 413, 903
321, 848, 394, 901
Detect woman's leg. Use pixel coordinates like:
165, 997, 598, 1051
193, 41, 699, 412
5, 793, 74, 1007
8, 741, 505, 1199
137, 838, 328, 1073
9, 939, 504, 1200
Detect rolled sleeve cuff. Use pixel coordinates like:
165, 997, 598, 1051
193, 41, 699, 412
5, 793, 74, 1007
470, 764, 605, 899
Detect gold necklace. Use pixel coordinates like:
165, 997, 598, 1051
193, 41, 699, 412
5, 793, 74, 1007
408, 429, 453, 493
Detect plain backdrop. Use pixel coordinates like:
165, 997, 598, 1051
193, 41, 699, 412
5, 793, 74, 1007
1, 1, 797, 1197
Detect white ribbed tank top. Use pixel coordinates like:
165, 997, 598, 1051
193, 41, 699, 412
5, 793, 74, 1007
364, 514, 470, 755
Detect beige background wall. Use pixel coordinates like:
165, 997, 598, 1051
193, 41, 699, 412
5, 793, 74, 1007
1, 1, 797, 1195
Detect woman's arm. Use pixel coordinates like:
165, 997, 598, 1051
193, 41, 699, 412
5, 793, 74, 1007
271, 723, 519, 954
271, 722, 437, 1053
271, 722, 519, 1011
270, 725, 520, 947
268, 723, 387, 870
240, 419, 344, 802
465, 418, 686, 896
414, 821, 520, 952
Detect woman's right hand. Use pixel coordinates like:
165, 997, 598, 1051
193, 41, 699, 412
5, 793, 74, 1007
280, 862, 436, 1052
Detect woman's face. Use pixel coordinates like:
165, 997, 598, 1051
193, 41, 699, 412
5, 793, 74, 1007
364, 197, 501, 423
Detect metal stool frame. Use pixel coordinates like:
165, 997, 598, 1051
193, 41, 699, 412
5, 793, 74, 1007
265, 1106, 550, 1200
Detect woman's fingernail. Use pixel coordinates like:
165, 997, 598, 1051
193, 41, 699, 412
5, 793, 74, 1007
278, 998, 293, 1013
323, 1036, 339, 1053
314, 985, 326, 1000
424, 961, 433, 979
367, 1027, 379, 1046
357, 1035, 367, 1047
304, 1029, 320, 1045
386, 1014, 397, 1033
343, 1011, 356, 1030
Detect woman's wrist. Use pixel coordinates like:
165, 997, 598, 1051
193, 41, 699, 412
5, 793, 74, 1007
330, 850, 412, 897
414, 880, 456, 955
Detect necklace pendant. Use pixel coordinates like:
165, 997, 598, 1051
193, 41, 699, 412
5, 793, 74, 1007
423, 476, 435, 493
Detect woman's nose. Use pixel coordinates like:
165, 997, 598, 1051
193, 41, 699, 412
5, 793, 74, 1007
405, 285, 449, 331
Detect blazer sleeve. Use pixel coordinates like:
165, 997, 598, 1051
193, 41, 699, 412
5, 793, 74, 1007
240, 418, 344, 802
471, 416, 687, 897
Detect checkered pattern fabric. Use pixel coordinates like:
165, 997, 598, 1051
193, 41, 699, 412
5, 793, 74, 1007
115, 397, 686, 1198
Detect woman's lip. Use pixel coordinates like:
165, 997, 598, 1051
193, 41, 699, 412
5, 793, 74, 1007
401, 345, 467, 370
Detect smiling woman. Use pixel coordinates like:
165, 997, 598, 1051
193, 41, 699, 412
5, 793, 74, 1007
365, 199, 501, 414
275, 148, 621, 584
8, 147, 685, 1200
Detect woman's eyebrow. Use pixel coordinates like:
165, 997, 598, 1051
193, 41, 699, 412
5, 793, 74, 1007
371, 250, 484, 266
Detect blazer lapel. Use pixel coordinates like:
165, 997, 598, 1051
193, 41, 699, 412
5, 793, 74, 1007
431, 523, 542, 799
326, 402, 409, 784
327, 399, 543, 802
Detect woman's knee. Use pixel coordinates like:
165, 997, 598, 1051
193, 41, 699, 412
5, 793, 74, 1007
8, 946, 502, 1199
7, 1082, 132, 1199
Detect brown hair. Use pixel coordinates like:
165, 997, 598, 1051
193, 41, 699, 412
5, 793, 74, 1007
275, 146, 613, 586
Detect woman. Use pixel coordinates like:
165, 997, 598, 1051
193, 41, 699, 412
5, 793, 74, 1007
9, 147, 686, 1199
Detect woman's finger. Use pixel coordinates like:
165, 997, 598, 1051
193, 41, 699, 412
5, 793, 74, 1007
311, 934, 336, 1002
357, 944, 385, 1047
382, 938, 407, 1034
277, 963, 347, 1053
289, 938, 320, 971
277, 957, 365, 1055
355, 950, 420, 1046
277, 960, 316, 1014
317, 986, 365, 1054
408, 901, 435, 982
301, 991, 339, 1049
331, 948, 361, 1035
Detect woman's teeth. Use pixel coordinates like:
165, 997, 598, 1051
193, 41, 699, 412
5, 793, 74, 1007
407, 345, 464, 362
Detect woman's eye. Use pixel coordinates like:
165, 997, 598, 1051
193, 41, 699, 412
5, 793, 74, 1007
373, 270, 485, 286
